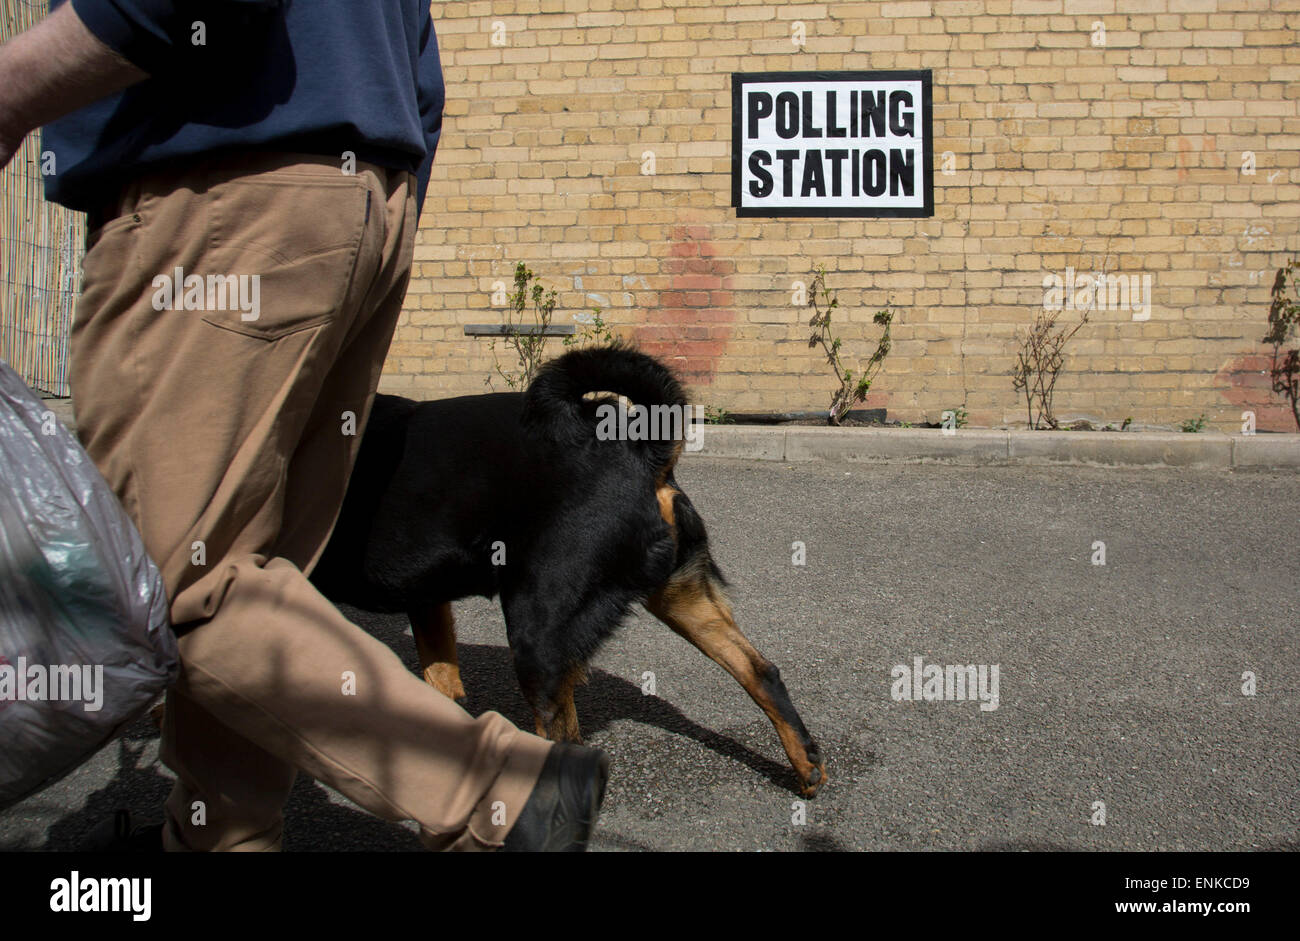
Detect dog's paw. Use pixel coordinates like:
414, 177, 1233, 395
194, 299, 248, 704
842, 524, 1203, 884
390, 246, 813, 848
423, 663, 468, 704
798, 759, 827, 798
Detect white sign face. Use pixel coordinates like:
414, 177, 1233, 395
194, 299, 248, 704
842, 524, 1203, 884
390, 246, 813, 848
732, 70, 933, 217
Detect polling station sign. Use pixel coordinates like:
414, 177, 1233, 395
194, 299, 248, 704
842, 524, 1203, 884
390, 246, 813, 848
732, 70, 933, 218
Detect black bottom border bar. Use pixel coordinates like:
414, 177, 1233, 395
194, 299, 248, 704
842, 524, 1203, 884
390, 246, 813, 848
2, 850, 1286, 927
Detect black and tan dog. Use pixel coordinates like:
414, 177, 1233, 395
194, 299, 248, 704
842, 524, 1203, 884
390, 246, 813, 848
311, 344, 825, 797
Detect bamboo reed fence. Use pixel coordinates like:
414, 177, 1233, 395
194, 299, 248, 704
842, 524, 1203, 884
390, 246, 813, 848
0, 1, 84, 397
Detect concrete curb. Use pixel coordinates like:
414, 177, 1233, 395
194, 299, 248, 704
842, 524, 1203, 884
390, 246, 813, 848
39, 397, 1300, 469
38, 398, 76, 431
687, 425, 1300, 469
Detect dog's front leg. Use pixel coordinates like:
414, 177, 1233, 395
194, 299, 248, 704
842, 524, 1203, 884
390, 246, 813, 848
411, 602, 467, 706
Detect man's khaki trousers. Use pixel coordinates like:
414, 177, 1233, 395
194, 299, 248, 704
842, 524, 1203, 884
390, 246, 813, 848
69, 153, 551, 851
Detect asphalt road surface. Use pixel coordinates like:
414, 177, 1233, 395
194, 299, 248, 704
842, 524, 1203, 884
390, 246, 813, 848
3, 457, 1297, 851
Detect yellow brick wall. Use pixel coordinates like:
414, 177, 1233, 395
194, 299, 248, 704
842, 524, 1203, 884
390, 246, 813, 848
381, 0, 1300, 431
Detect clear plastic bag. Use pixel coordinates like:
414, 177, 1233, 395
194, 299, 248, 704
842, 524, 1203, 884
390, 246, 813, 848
0, 360, 177, 810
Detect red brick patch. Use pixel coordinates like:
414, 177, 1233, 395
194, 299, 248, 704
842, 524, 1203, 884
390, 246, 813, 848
634, 225, 737, 387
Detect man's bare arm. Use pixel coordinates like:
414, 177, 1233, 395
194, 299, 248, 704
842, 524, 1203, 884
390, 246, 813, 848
0, 2, 147, 170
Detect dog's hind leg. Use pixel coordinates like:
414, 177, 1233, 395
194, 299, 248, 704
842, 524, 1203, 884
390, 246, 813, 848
645, 566, 826, 798
513, 655, 585, 744
411, 602, 467, 706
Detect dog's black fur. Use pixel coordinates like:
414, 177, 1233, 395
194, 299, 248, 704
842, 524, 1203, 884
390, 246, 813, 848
313, 345, 701, 681
311, 344, 824, 795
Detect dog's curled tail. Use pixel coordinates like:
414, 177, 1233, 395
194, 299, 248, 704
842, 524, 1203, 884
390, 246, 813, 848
521, 342, 689, 469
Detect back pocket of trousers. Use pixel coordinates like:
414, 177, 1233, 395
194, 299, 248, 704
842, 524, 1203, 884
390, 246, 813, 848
198, 175, 370, 341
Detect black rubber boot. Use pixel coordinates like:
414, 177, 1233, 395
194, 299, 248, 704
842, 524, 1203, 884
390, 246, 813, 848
501, 743, 610, 852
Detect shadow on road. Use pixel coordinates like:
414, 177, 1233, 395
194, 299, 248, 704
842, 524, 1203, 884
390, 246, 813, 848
457, 641, 810, 795
27, 624, 806, 850
39, 734, 170, 852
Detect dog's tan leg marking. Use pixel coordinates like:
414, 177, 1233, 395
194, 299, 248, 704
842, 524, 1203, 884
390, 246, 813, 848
411, 602, 466, 704
531, 666, 584, 743
656, 483, 678, 528
654, 441, 685, 527
645, 569, 827, 797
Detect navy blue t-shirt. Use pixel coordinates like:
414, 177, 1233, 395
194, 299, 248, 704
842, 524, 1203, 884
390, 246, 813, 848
42, 0, 445, 213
